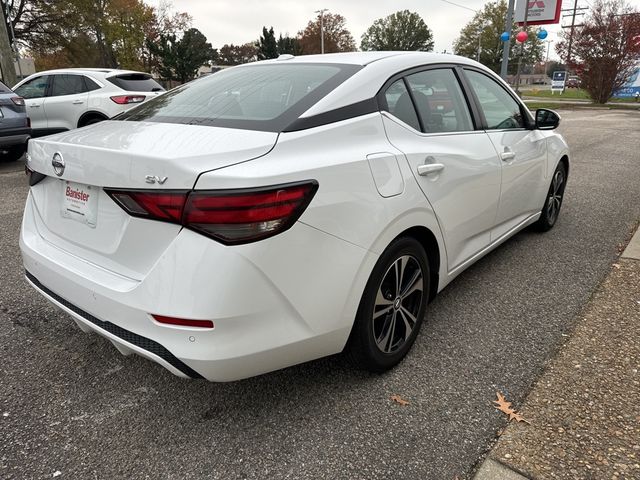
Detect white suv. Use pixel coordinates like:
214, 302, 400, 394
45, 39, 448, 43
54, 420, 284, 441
13, 68, 165, 137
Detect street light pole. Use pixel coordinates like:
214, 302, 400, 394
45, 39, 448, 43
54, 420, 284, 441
544, 39, 553, 80
315, 9, 328, 54
476, 21, 489, 63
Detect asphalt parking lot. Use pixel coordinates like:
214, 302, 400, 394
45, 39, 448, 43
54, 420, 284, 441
2, 109, 639, 479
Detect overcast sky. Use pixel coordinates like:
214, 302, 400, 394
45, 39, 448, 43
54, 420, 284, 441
143, 0, 640, 59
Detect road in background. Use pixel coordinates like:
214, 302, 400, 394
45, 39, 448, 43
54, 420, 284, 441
1, 110, 639, 479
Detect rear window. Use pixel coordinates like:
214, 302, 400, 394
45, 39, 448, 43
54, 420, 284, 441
117, 63, 361, 132
106, 73, 164, 92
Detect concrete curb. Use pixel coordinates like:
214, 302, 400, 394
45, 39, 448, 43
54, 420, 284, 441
621, 224, 640, 260
473, 459, 529, 480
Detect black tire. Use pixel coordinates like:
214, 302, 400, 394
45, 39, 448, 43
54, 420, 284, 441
0, 144, 26, 163
346, 237, 430, 372
533, 161, 567, 232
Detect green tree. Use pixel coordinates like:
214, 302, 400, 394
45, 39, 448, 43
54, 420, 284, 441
148, 28, 216, 83
257, 26, 278, 60
277, 34, 302, 55
556, 0, 640, 103
361, 10, 434, 51
218, 43, 258, 66
452, 0, 544, 74
298, 12, 356, 54
6, 0, 187, 71
545, 60, 566, 78
141, 0, 192, 72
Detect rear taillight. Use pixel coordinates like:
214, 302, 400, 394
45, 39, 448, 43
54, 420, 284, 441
107, 190, 187, 223
105, 181, 318, 245
11, 96, 25, 106
110, 95, 146, 104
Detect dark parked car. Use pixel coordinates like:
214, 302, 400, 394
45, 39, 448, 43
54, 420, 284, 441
0, 80, 30, 162
566, 77, 581, 88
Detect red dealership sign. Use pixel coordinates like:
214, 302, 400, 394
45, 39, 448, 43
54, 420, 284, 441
515, 0, 563, 26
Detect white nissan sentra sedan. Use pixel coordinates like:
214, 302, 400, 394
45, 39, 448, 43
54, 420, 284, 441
20, 52, 569, 381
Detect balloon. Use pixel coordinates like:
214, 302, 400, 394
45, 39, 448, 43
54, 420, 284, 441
500, 32, 510, 42
516, 31, 528, 43
537, 29, 548, 40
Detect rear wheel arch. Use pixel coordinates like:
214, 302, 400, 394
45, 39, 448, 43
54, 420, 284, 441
395, 226, 440, 302
559, 155, 569, 177
78, 111, 108, 128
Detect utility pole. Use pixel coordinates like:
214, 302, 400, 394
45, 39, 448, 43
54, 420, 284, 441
500, 0, 516, 79
315, 9, 328, 54
566, 0, 578, 65
564, 0, 585, 65
514, 0, 531, 94
4, 3, 22, 80
0, 1, 16, 86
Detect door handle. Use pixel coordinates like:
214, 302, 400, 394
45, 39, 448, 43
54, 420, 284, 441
417, 163, 445, 176
500, 150, 516, 161
29, 104, 40, 108
72, 100, 84, 105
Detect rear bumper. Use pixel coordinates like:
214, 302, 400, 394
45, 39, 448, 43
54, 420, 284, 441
0, 130, 30, 147
25, 271, 202, 378
20, 192, 375, 381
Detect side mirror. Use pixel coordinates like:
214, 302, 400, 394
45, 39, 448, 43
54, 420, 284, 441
535, 108, 560, 130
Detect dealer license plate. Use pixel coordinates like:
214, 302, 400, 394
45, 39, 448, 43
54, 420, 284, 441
60, 180, 98, 228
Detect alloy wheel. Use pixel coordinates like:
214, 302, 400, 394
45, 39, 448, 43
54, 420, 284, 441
547, 169, 564, 224
372, 255, 424, 354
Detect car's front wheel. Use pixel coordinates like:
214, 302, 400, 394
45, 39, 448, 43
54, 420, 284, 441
533, 161, 567, 232
347, 237, 430, 372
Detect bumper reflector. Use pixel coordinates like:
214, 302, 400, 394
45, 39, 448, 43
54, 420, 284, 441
152, 314, 214, 329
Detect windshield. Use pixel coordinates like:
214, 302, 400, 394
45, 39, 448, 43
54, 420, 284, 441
117, 63, 361, 132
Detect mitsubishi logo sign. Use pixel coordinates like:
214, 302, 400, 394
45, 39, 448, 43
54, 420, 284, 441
515, 0, 562, 26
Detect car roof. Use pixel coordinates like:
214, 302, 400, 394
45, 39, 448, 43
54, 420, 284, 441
260, 52, 492, 119
21, 68, 150, 79
261, 51, 479, 67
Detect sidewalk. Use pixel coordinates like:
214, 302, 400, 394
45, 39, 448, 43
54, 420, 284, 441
474, 224, 640, 480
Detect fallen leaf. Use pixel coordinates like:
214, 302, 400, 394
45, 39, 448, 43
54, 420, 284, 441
390, 394, 409, 406
493, 392, 530, 424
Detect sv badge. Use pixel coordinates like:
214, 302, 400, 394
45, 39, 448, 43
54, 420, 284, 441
145, 175, 168, 185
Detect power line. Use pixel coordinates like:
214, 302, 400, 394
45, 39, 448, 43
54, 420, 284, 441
436, 0, 477, 13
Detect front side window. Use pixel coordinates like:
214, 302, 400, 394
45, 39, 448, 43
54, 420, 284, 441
383, 79, 420, 131
465, 70, 525, 130
50, 74, 88, 97
117, 64, 360, 132
15, 76, 49, 99
405, 69, 473, 133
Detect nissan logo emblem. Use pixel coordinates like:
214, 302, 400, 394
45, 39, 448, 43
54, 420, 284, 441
52, 153, 65, 177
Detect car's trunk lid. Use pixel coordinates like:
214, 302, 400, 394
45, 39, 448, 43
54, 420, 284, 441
26, 120, 277, 279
